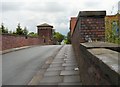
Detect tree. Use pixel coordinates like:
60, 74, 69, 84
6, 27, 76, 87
23, 27, 28, 35
0, 23, 8, 34
67, 31, 71, 44
28, 32, 38, 37
5, 27, 8, 34
53, 32, 64, 44
9, 30, 12, 34
64, 31, 71, 44
16, 23, 24, 35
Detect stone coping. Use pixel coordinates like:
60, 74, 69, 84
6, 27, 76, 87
80, 42, 119, 74
81, 42, 119, 48
88, 48, 119, 74
80, 42, 120, 85
81, 42, 120, 52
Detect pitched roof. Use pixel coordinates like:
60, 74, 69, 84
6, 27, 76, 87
37, 23, 53, 28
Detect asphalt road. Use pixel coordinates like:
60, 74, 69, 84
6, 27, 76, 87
2, 45, 62, 85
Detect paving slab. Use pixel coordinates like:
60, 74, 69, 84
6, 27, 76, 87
55, 57, 65, 59
58, 82, 82, 85
64, 58, 76, 61
65, 66, 79, 70
60, 70, 79, 75
44, 71, 61, 76
49, 63, 62, 67
62, 63, 78, 67
52, 60, 65, 63
63, 75, 81, 82
39, 83, 58, 85
51, 62, 63, 64
47, 67, 65, 71
53, 58, 64, 60
52, 60, 64, 63
40, 76, 63, 83
65, 60, 76, 63
56, 54, 65, 56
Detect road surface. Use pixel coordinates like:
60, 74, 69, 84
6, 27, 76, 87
2, 45, 62, 85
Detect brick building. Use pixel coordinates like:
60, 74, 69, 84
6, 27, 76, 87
70, 17, 77, 35
71, 11, 106, 43
37, 23, 54, 44
105, 13, 120, 43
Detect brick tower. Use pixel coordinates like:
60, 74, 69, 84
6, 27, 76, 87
37, 23, 54, 44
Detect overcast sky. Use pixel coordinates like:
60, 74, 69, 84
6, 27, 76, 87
1, 0, 119, 35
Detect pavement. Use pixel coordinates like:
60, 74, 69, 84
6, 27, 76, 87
0, 46, 35, 54
28, 45, 82, 85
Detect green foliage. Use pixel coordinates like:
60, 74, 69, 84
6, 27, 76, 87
28, 32, 38, 37
23, 27, 28, 35
67, 31, 71, 44
12, 31, 17, 35
16, 23, 24, 35
0, 23, 37, 37
15, 23, 29, 36
64, 31, 71, 44
0, 23, 8, 34
106, 21, 120, 44
53, 32, 64, 44
115, 37, 120, 44
106, 29, 120, 44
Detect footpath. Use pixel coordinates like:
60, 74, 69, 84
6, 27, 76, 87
28, 45, 82, 85
0, 46, 31, 54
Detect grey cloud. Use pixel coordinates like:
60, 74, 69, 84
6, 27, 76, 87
2, 2, 25, 12
84, 1, 101, 8
45, 2, 65, 12
54, 17, 69, 24
118, 1, 120, 11
25, 2, 67, 13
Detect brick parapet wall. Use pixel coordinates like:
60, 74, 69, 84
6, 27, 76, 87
0, 34, 43, 51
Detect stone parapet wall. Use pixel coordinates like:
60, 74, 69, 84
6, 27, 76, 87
0, 34, 43, 51
72, 37, 120, 85
77, 43, 119, 85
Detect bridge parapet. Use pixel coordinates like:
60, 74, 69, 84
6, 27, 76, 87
73, 42, 120, 85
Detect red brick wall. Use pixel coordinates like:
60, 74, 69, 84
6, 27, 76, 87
0, 34, 43, 51
38, 29, 52, 39
71, 11, 106, 43
70, 17, 77, 35
80, 17, 105, 42
38, 29, 53, 44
